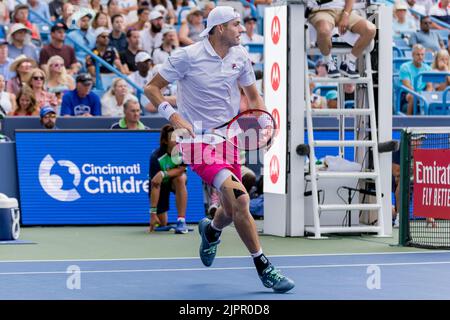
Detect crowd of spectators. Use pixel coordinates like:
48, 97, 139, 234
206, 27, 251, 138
0, 0, 269, 119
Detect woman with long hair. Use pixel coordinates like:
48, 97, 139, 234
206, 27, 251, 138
101, 78, 138, 116
0, 74, 17, 116
431, 49, 450, 91
45, 55, 76, 92
8, 85, 39, 116
6, 55, 36, 96
92, 11, 111, 30
178, 7, 204, 46
25, 68, 58, 110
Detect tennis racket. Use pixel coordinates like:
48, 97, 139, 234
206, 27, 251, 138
196, 109, 277, 151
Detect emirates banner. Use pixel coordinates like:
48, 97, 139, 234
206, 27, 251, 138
413, 149, 450, 219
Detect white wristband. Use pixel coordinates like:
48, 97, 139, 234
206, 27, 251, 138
158, 101, 177, 121
258, 114, 272, 129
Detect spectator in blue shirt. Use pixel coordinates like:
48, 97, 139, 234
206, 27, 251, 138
27, 0, 51, 25
0, 39, 14, 81
410, 16, 445, 53
60, 73, 101, 116
65, 12, 96, 71
6, 23, 39, 62
399, 44, 433, 114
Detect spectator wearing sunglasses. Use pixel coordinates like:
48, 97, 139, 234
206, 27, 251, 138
86, 27, 126, 79
40, 106, 59, 129
410, 16, 445, 53
25, 68, 58, 110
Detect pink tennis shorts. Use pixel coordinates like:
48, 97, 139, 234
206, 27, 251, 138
179, 139, 242, 186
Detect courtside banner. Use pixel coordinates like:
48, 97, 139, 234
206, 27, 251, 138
15, 131, 204, 225
263, 5, 287, 194
413, 149, 450, 219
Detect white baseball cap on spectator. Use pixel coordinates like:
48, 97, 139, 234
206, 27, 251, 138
161, 26, 176, 36
7, 23, 32, 44
135, 51, 152, 63
394, 1, 408, 10
153, 4, 167, 15
94, 27, 110, 39
199, 6, 240, 38
150, 10, 163, 21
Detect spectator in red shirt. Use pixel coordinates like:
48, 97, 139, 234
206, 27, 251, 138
39, 23, 80, 75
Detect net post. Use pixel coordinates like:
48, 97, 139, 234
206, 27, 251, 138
398, 129, 411, 246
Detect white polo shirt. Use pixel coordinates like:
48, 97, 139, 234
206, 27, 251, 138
139, 29, 163, 55
158, 38, 256, 132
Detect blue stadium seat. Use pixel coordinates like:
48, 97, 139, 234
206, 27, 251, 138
393, 57, 411, 74
38, 24, 51, 45
420, 91, 450, 115
100, 74, 115, 91
244, 43, 263, 55
414, 72, 450, 114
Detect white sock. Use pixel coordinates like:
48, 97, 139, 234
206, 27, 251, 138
177, 217, 185, 222
323, 54, 332, 63
210, 220, 222, 232
347, 53, 357, 63
250, 248, 263, 258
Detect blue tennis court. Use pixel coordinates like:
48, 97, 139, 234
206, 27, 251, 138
1, 252, 449, 300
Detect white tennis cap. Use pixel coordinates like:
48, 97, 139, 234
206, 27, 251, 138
199, 6, 240, 38
150, 10, 163, 21
135, 51, 152, 63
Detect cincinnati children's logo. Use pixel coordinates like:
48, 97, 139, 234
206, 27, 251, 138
39, 155, 81, 202
38, 155, 149, 202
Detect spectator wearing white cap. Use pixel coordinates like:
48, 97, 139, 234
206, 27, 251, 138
6, 23, 39, 62
152, 26, 179, 65
131, 51, 176, 113
140, 10, 164, 54
128, 51, 154, 89
66, 12, 96, 70
393, 1, 417, 39
179, 7, 205, 46
86, 27, 126, 79
153, 3, 175, 25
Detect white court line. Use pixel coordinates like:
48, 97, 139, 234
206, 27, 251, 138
1, 261, 450, 276
1, 250, 449, 264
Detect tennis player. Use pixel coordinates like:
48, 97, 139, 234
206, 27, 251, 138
145, 6, 294, 293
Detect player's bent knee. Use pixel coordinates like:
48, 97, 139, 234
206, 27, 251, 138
233, 192, 250, 210
173, 174, 187, 184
